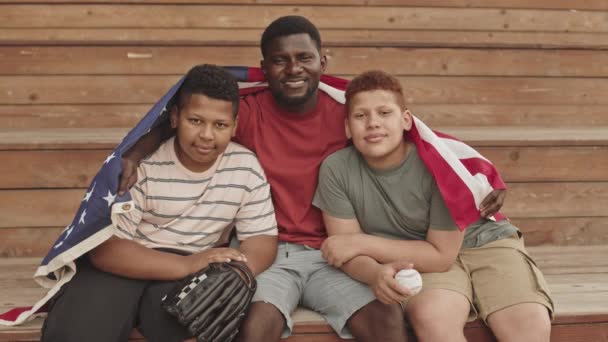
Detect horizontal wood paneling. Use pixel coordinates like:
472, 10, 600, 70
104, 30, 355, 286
2, 104, 607, 129
512, 218, 608, 247
0, 190, 85, 228
1, 183, 606, 227
0, 150, 109, 188
4, 29, 608, 49
395, 77, 608, 105
549, 324, 608, 342
478, 146, 608, 182
2, 5, 607, 33
4, 47, 608, 77
410, 104, 608, 127
0, 128, 129, 150
0, 104, 148, 129
503, 183, 608, 219
0, 75, 178, 104
0, 1, 606, 340
3, 76, 608, 105
441, 127, 608, 147
2, 127, 607, 151
3, 217, 608, 257
2, 0, 607, 11
529, 245, 608, 274
0, 228, 61, 257
3, 146, 608, 188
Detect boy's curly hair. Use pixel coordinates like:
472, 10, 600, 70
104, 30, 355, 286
178, 64, 239, 117
345, 70, 407, 112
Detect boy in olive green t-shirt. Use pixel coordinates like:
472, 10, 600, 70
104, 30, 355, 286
313, 70, 553, 342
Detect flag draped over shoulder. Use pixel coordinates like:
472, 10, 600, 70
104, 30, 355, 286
0, 66, 505, 326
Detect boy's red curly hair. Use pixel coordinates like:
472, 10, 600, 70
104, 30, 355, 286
345, 70, 407, 113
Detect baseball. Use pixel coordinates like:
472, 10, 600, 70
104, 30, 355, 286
395, 269, 423, 295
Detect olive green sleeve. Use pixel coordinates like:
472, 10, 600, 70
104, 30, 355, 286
313, 155, 357, 219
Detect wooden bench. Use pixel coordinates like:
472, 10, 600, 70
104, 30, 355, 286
1, 245, 608, 342
1, 0, 607, 340
1, 129, 607, 341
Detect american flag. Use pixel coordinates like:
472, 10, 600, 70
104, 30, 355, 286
0, 67, 505, 325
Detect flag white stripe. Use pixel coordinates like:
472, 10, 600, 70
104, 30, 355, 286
440, 137, 490, 162
414, 117, 493, 208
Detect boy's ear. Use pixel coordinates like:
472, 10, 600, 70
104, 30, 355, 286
231, 117, 239, 138
402, 109, 413, 131
344, 118, 352, 139
169, 105, 179, 129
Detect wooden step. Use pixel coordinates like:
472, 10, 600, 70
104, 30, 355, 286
1, 182, 606, 226
1, 127, 607, 151
2, 3, 608, 50
3, 5, 605, 33
1, 127, 605, 256
3, 75, 608, 105
3, 217, 608, 257
4, 46, 608, 78
2, 0, 607, 11
1, 245, 607, 341
5, 28, 608, 50
2, 104, 607, 129
2, 145, 608, 189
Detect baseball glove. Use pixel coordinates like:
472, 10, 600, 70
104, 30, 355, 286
161, 261, 257, 342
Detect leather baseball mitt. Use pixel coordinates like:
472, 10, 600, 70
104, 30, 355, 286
161, 261, 257, 342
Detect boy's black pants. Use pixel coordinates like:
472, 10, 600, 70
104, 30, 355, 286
40, 258, 191, 342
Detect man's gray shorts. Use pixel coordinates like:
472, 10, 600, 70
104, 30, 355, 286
253, 242, 376, 338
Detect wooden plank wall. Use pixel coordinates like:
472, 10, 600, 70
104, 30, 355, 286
0, 0, 607, 256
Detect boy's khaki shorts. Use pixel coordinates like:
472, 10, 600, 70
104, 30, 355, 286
402, 233, 554, 322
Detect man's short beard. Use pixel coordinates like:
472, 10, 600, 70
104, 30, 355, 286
272, 87, 316, 109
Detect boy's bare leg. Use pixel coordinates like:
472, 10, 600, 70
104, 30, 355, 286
406, 289, 470, 342
487, 303, 551, 342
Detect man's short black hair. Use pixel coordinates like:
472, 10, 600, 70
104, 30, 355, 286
177, 64, 239, 117
260, 16, 322, 57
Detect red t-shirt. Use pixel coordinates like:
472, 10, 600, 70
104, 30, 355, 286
234, 90, 347, 248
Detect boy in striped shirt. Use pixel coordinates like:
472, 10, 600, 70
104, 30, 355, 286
40, 64, 278, 342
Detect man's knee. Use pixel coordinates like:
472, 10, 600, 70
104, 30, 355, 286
236, 302, 285, 342
348, 300, 407, 341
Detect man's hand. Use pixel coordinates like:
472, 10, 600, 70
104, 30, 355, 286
480, 189, 507, 218
321, 234, 363, 267
117, 123, 171, 196
183, 248, 247, 276
118, 156, 139, 196
371, 261, 414, 305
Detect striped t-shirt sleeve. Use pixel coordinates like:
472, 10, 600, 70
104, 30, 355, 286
112, 166, 147, 240
234, 160, 278, 240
